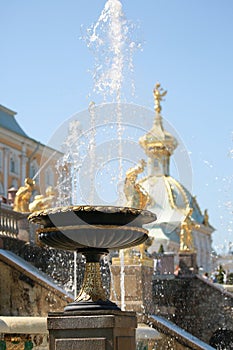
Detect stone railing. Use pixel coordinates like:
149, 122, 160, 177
152, 274, 233, 344
0, 317, 48, 350
148, 315, 215, 350
0, 204, 26, 239
0, 315, 215, 350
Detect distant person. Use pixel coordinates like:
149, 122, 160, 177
210, 272, 217, 283
202, 272, 209, 280
216, 264, 226, 284
174, 265, 181, 276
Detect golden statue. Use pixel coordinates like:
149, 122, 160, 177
124, 159, 150, 209
203, 209, 209, 226
28, 194, 45, 212
179, 207, 199, 252
14, 178, 35, 212
153, 82, 167, 114
29, 186, 56, 212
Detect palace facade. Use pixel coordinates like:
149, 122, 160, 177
0, 104, 61, 202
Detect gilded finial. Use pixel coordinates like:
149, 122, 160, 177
153, 82, 167, 114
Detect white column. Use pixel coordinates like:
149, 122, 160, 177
3, 147, 9, 196
21, 143, 27, 185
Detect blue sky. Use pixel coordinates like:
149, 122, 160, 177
1, 1, 232, 253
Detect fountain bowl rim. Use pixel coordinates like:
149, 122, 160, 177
28, 205, 157, 226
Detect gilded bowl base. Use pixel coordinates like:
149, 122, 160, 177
64, 257, 120, 312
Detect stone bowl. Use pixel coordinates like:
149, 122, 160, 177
28, 205, 156, 251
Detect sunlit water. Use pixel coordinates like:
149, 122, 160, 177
83, 0, 140, 101
55, 0, 141, 207
53, 0, 141, 303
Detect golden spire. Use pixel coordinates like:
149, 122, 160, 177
139, 84, 177, 158
139, 84, 178, 176
153, 82, 167, 114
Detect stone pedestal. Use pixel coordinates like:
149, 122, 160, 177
178, 252, 198, 275
111, 257, 155, 321
153, 253, 175, 275
48, 310, 137, 350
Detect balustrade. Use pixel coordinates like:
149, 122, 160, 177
0, 204, 26, 239
0, 317, 48, 350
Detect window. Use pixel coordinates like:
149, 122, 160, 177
10, 153, 19, 175
45, 167, 54, 188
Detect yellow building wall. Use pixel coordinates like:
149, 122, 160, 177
0, 130, 61, 200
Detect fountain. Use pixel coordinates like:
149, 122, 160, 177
2, 1, 155, 347
35, 0, 146, 315
28, 205, 156, 311
27, 205, 156, 350
25, 2, 159, 349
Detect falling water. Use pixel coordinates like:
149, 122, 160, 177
53, 0, 141, 303
53, 0, 139, 207
83, 0, 140, 205
88, 101, 97, 204
119, 249, 125, 310
56, 120, 83, 206
53, 0, 141, 206
32, 150, 57, 181
84, 0, 139, 101
84, 0, 140, 310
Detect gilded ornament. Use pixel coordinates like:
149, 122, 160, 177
13, 178, 35, 212
179, 207, 200, 252
153, 82, 167, 114
76, 262, 107, 302
124, 159, 151, 209
203, 209, 209, 226
29, 186, 56, 212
